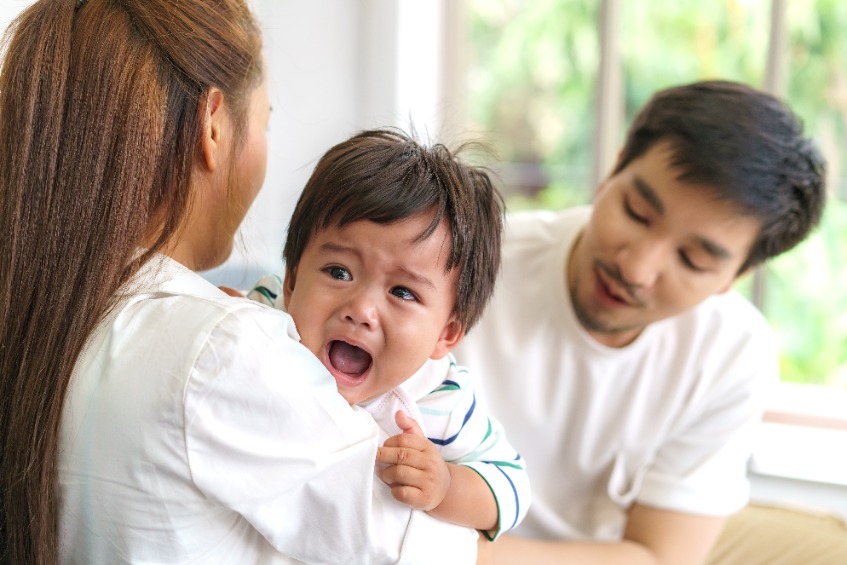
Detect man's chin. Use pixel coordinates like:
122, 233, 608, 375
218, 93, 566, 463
572, 295, 644, 343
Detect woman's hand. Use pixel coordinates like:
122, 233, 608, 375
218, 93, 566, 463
219, 286, 245, 298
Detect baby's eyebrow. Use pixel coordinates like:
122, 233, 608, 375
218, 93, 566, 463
318, 241, 359, 258
318, 241, 436, 289
396, 267, 435, 290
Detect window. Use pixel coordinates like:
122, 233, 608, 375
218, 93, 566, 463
769, 0, 847, 387
467, 0, 599, 208
466, 0, 846, 390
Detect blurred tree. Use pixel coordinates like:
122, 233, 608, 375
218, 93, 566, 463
468, 0, 847, 387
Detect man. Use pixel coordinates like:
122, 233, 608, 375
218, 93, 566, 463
456, 80, 827, 564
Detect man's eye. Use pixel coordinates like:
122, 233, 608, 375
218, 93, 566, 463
679, 251, 706, 272
624, 197, 648, 225
326, 266, 351, 281
390, 286, 417, 301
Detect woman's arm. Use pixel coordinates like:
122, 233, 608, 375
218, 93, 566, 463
186, 306, 479, 563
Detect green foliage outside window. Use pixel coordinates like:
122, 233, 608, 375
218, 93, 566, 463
468, 0, 599, 206
468, 0, 847, 387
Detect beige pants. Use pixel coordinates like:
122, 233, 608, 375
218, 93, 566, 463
705, 504, 847, 565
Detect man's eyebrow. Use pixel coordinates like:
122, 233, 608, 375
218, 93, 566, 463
633, 176, 665, 214
631, 176, 734, 261
693, 236, 733, 260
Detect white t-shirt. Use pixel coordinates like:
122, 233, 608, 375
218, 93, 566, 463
59, 255, 477, 564
454, 207, 776, 541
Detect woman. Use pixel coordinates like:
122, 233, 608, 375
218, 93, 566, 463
0, 1, 478, 563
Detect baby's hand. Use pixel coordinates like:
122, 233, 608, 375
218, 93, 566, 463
375, 410, 451, 512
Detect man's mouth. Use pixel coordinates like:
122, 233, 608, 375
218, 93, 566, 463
327, 340, 373, 385
595, 263, 638, 306
598, 274, 628, 304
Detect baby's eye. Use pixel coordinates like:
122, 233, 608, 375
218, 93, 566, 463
326, 266, 351, 281
390, 286, 418, 301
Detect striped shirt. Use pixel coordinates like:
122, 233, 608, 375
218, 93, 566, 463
249, 274, 530, 539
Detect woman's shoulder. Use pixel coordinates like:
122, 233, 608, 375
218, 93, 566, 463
148, 290, 299, 351
103, 290, 299, 385
124, 256, 298, 343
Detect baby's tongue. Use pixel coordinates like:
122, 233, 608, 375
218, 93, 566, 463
329, 341, 371, 375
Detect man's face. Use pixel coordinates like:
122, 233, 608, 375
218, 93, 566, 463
284, 214, 464, 405
568, 141, 761, 347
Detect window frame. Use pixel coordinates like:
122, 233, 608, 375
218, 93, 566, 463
449, 0, 847, 498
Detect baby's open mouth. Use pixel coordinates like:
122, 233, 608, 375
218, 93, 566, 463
328, 340, 372, 377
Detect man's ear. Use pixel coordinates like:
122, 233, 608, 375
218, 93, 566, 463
282, 267, 297, 310
430, 317, 466, 360
200, 88, 227, 172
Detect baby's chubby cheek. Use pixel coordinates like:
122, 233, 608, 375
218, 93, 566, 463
302, 339, 324, 362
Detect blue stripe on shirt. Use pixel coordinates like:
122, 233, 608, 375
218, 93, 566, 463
428, 394, 476, 446
492, 463, 521, 530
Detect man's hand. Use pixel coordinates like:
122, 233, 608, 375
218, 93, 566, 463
375, 410, 451, 511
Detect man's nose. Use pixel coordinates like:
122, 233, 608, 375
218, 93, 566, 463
616, 237, 669, 289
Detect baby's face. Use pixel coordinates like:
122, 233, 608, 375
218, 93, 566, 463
284, 214, 464, 405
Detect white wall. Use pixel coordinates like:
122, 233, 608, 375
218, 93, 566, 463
207, 0, 449, 288
207, 0, 370, 288
1, 0, 449, 288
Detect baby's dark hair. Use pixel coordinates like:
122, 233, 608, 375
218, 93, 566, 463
284, 128, 504, 330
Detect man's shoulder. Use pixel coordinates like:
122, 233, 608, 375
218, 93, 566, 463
505, 206, 590, 238
655, 290, 775, 359
689, 290, 770, 331
501, 206, 590, 263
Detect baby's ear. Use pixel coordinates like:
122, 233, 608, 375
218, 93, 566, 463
282, 267, 297, 309
430, 317, 465, 360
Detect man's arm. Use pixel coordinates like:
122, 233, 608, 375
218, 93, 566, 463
490, 503, 726, 565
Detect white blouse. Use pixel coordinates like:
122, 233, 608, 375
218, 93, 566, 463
58, 255, 477, 564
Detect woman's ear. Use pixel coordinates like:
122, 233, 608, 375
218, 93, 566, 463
282, 267, 297, 310
200, 88, 227, 172
430, 317, 466, 360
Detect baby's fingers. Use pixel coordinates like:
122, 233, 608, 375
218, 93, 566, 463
380, 431, 430, 451
380, 457, 425, 486
381, 464, 441, 510
388, 483, 430, 510
376, 445, 426, 469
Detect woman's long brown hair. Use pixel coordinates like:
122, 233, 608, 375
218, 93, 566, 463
0, 1, 261, 563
